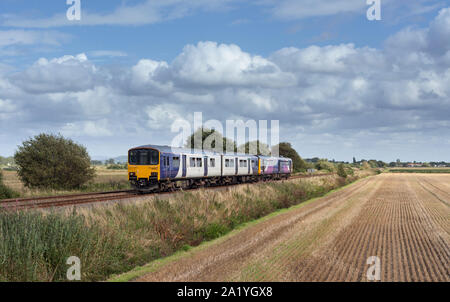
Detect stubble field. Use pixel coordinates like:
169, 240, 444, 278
132, 173, 449, 282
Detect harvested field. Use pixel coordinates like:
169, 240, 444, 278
133, 173, 449, 282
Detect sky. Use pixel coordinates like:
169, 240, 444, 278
0, 0, 449, 162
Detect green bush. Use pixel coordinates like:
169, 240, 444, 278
315, 160, 336, 172
14, 133, 95, 190
0, 171, 19, 200
337, 163, 348, 178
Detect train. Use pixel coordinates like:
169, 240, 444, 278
128, 144, 293, 192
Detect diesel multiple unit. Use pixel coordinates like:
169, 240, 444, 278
128, 144, 292, 192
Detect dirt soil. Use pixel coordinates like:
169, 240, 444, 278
135, 174, 449, 282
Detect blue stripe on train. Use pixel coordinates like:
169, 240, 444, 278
160, 152, 181, 179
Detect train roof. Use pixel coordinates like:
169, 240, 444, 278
130, 144, 291, 160
131, 144, 258, 157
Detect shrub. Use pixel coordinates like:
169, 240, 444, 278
315, 160, 336, 172
0, 171, 19, 200
14, 134, 95, 190
337, 163, 348, 178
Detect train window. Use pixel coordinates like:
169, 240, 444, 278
190, 157, 196, 167
196, 158, 202, 167
129, 149, 159, 165
149, 150, 159, 165
210, 158, 215, 167
173, 157, 180, 168
140, 151, 149, 165
129, 150, 139, 165
225, 159, 230, 167
230, 159, 234, 167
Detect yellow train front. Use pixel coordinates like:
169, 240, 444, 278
128, 147, 160, 191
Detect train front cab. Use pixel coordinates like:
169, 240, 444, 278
128, 147, 160, 190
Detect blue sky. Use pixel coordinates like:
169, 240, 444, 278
0, 0, 449, 162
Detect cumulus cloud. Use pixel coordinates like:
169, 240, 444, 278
1, 8, 450, 161
170, 41, 296, 88
12, 53, 103, 93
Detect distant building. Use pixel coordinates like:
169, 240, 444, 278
406, 163, 422, 167
307, 169, 316, 173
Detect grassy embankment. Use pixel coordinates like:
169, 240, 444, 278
0, 170, 374, 281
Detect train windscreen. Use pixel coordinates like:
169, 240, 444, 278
129, 149, 159, 165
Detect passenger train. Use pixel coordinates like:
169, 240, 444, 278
128, 144, 292, 192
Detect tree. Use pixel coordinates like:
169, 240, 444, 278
337, 163, 347, 178
238, 140, 271, 155
274, 142, 308, 172
353, 157, 356, 164
91, 160, 103, 166
14, 133, 95, 190
105, 158, 115, 165
185, 128, 237, 152
315, 159, 336, 172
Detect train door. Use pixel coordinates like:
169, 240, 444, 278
248, 158, 251, 174
278, 160, 281, 174
182, 155, 187, 177
163, 155, 170, 178
235, 157, 238, 175
204, 156, 208, 176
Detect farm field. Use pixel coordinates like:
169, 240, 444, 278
130, 173, 450, 282
389, 167, 450, 173
2, 167, 128, 197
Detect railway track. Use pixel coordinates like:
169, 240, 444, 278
0, 173, 335, 211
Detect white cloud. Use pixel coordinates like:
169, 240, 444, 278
0, 30, 69, 47
88, 50, 127, 58
170, 41, 296, 87
0, 99, 15, 113
2, 0, 235, 28
267, 0, 365, 20
12, 53, 102, 93
61, 119, 113, 137
146, 104, 184, 130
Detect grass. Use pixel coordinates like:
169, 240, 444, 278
0, 171, 374, 282
1, 168, 130, 199
388, 168, 450, 173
